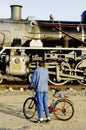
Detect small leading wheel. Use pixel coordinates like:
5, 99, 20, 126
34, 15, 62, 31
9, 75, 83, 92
54, 99, 74, 121
23, 97, 36, 119
28, 72, 33, 83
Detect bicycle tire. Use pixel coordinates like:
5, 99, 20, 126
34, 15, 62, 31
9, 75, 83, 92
54, 99, 74, 121
23, 97, 36, 119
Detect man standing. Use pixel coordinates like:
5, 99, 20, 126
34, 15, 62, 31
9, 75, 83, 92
30, 61, 50, 123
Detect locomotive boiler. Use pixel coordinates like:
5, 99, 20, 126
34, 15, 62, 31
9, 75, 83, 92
0, 5, 86, 85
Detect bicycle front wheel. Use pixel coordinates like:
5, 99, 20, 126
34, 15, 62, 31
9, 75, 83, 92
54, 99, 74, 121
23, 97, 36, 119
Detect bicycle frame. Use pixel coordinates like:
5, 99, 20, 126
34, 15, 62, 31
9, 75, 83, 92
23, 88, 74, 120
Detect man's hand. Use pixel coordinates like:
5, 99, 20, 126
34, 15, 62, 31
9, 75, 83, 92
28, 85, 34, 90
28, 85, 31, 90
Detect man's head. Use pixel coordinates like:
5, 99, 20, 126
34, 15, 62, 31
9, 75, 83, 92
39, 61, 45, 67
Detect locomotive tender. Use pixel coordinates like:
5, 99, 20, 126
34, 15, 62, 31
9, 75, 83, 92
0, 5, 86, 85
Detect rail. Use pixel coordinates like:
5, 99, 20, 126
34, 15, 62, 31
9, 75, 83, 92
0, 84, 85, 89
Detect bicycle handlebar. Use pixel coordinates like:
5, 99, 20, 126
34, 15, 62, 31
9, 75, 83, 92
51, 88, 68, 99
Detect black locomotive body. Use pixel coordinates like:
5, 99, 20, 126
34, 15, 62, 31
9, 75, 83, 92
0, 5, 86, 85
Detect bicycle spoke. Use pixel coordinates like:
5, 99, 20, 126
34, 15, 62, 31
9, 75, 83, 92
54, 99, 74, 121
23, 97, 36, 119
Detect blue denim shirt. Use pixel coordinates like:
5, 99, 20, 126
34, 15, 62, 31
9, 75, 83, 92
30, 67, 49, 92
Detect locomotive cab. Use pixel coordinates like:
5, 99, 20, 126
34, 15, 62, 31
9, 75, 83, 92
81, 10, 86, 23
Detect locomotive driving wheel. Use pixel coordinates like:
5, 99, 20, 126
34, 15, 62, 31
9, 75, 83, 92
48, 61, 71, 85
75, 60, 86, 85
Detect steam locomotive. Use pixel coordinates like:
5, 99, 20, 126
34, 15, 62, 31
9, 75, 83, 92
0, 5, 86, 85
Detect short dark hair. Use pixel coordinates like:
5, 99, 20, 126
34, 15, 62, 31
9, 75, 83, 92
39, 61, 45, 67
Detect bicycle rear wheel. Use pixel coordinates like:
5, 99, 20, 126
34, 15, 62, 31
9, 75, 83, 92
23, 97, 36, 119
54, 99, 74, 121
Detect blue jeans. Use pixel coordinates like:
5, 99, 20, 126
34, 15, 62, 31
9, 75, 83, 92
36, 92, 49, 119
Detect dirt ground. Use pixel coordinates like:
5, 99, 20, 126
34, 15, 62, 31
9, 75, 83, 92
0, 87, 86, 130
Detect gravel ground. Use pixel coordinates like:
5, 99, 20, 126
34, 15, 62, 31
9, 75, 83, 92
0, 87, 86, 130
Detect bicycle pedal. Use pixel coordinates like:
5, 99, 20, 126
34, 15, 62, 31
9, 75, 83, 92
52, 110, 57, 112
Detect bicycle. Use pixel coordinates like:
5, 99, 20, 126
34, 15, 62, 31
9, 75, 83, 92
23, 88, 74, 121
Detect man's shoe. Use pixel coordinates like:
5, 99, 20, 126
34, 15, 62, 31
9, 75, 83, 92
34, 119, 44, 123
45, 119, 51, 123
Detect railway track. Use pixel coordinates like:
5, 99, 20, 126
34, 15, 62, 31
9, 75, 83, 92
0, 84, 85, 89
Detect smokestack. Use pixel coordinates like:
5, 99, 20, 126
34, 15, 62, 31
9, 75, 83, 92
10, 5, 22, 20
